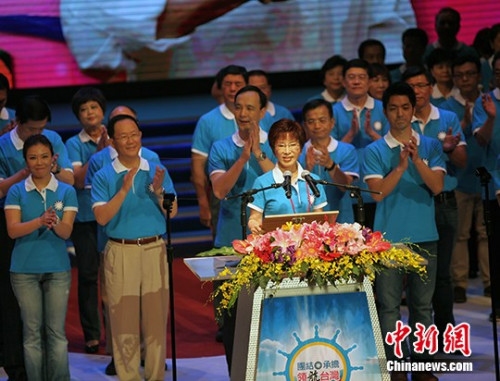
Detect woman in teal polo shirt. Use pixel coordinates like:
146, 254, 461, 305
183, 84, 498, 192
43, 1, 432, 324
248, 119, 327, 234
5, 134, 78, 381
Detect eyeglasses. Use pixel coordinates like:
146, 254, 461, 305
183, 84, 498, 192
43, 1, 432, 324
276, 142, 300, 151
114, 132, 141, 142
453, 71, 478, 79
408, 83, 431, 90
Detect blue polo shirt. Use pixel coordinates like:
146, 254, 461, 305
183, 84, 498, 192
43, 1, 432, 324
441, 94, 483, 194
307, 89, 346, 104
265, 101, 294, 126
472, 88, 500, 200
91, 157, 176, 240
363, 130, 446, 243
5, 174, 78, 273
85, 145, 161, 251
411, 104, 465, 192
208, 130, 275, 247
65, 129, 99, 222
332, 96, 389, 204
430, 84, 454, 108
0, 107, 15, 130
0, 127, 73, 208
248, 164, 328, 216
192, 103, 273, 156
299, 138, 359, 223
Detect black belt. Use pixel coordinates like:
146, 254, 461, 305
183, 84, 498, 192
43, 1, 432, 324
434, 191, 455, 203
109, 235, 162, 246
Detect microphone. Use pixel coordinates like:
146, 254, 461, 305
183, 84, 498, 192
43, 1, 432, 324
301, 170, 321, 198
283, 170, 292, 199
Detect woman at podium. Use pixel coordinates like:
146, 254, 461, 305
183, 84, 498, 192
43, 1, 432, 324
247, 119, 327, 235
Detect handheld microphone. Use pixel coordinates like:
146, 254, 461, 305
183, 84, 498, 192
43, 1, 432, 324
301, 170, 321, 198
283, 170, 292, 199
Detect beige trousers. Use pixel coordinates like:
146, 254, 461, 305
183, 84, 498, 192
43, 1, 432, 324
451, 190, 490, 288
104, 239, 168, 381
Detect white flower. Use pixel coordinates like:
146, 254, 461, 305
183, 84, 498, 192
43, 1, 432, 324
374, 121, 382, 131
308, 194, 315, 205
53, 200, 64, 211
148, 183, 155, 193
422, 158, 429, 166
437, 131, 446, 141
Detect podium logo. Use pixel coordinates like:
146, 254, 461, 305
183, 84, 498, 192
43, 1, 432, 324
273, 325, 362, 381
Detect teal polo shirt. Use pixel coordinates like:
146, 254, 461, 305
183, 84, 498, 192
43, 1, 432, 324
248, 164, 328, 216
5, 174, 78, 273
91, 157, 176, 240
208, 130, 275, 247
0, 127, 73, 208
65, 129, 99, 222
264, 101, 295, 127
0, 107, 14, 130
363, 130, 446, 243
441, 94, 484, 194
299, 137, 359, 223
411, 104, 465, 192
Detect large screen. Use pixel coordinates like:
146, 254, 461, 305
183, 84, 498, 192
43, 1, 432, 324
1, 0, 499, 89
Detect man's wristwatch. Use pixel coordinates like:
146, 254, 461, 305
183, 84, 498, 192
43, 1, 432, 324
257, 151, 267, 161
325, 161, 336, 171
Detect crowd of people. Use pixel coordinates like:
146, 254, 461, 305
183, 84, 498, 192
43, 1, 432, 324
0, 5, 499, 381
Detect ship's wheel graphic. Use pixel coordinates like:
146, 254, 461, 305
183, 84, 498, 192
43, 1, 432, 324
272, 325, 363, 381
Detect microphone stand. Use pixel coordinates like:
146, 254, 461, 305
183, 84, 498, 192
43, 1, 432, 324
313, 178, 381, 226
162, 193, 177, 381
225, 182, 284, 239
476, 167, 499, 380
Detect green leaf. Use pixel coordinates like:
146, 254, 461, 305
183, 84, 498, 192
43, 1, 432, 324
195, 247, 239, 257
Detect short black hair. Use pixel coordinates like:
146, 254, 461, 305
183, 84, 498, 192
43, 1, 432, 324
343, 58, 373, 77
369, 63, 390, 80
321, 55, 348, 80
451, 55, 481, 74
493, 51, 500, 71
16, 95, 51, 124
358, 39, 386, 61
248, 69, 270, 84
302, 99, 333, 120
426, 48, 455, 70
107, 114, 140, 139
71, 87, 107, 120
402, 65, 433, 84
382, 82, 416, 110
234, 85, 267, 109
436, 7, 461, 25
402, 28, 429, 47
216, 65, 248, 88
0, 73, 9, 92
23, 134, 54, 160
490, 23, 500, 43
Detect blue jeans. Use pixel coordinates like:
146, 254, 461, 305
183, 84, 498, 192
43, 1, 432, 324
11, 271, 71, 381
376, 241, 438, 361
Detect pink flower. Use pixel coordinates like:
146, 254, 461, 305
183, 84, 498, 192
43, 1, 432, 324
365, 231, 391, 252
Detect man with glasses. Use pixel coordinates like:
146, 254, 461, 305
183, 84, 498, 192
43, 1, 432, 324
403, 66, 466, 352
0, 95, 73, 380
472, 51, 500, 321
441, 55, 489, 303
91, 114, 177, 380
332, 58, 389, 228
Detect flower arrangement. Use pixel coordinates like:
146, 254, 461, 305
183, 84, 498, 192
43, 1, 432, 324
205, 221, 427, 314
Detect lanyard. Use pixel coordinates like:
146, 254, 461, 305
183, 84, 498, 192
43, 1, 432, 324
288, 182, 312, 214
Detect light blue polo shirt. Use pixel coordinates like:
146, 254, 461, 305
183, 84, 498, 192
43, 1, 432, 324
299, 137, 359, 223
430, 84, 454, 108
307, 89, 346, 104
265, 101, 295, 126
208, 130, 275, 247
248, 164, 328, 217
363, 130, 446, 243
65, 129, 99, 222
0, 127, 73, 208
85, 145, 161, 251
472, 88, 500, 200
332, 95, 389, 204
91, 157, 176, 240
441, 93, 483, 194
0, 106, 15, 130
5, 174, 78, 273
411, 104, 465, 192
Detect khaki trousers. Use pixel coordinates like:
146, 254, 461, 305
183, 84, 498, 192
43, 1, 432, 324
104, 239, 168, 381
451, 190, 490, 288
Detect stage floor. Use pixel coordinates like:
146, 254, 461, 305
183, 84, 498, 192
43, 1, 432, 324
1, 276, 497, 380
